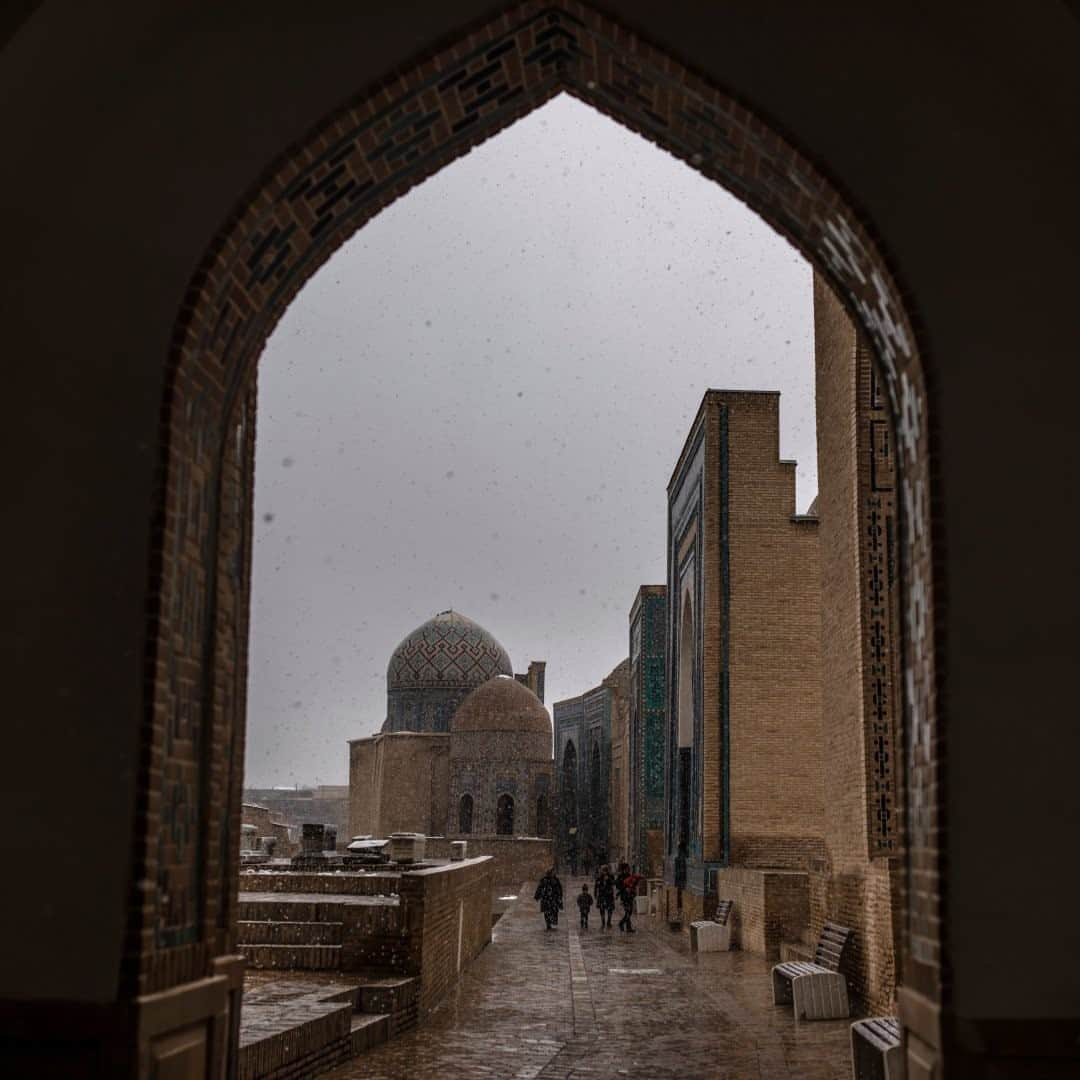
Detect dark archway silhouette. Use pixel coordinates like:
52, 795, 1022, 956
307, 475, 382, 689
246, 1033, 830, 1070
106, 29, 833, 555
536, 794, 548, 837
141, 0, 939, 1059
458, 793, 473, 835
496, 794, 515, 836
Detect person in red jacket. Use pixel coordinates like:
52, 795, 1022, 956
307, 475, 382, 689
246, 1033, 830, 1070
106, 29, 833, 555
616, 861, 642, 933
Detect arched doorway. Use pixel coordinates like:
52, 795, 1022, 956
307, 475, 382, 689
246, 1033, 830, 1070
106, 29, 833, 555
535, 794, 548, 837
140, 0, 938, 1066
458, 793, 473, 835
496, 794, 515, 836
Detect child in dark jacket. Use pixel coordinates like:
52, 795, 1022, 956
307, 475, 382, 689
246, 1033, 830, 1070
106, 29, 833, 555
577, 884, 594, 929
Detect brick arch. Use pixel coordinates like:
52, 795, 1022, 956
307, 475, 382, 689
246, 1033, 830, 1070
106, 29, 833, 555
140, 0, 939, 1027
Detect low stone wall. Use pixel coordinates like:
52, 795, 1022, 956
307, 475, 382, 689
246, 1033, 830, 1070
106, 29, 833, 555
241, 803, 297, 855
657, 883, 709, 926
239, 871, 400, 896
716, 867, 810, 959
237, 859, 494, 1013
238, 1000, 353, 1080
426, 836, 553, 887
397, 856, 494, 1016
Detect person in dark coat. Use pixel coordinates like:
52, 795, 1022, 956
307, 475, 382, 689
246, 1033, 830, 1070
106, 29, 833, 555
595, 865, 616, 929
534, 868, 562, 930
535, 868, 561, 928
576, 883, 594, 929
617, 861, 642, 933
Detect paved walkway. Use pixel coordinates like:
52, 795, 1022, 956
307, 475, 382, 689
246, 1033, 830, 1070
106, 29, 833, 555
325, 879, 852, 1079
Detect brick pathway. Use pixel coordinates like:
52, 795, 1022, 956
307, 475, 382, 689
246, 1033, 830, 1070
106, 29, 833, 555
325, 879, 852, 1079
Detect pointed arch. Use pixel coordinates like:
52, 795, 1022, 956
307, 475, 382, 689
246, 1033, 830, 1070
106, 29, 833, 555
141, 0, 938, 1025
458, 793, 474, 835
536, 793, 548, 837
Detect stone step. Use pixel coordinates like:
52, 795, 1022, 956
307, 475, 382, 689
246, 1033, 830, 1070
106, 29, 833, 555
237, 920, 344, 946
240, 944, 342, 971
356, 974, 420, 1036
238, 999, 352, 1080
237, 898, 346, 923
350, 1012, 390, 1054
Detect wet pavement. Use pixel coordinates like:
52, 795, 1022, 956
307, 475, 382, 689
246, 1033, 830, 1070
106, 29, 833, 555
325, 878, 852, 1079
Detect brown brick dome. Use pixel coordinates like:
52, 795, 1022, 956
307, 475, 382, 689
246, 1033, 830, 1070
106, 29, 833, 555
451, 675, 551, 736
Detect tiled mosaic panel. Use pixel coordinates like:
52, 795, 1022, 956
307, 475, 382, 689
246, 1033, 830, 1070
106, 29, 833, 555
629, 589, 666, 869
387, 611, 513, 690
858, 344, 901, 857
641, 599, 667, 811
150, 0, 938, 1009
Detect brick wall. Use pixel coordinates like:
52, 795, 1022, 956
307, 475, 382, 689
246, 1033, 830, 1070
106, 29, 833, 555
659, 883, 708, 926
715, 867, 810, 960
241, 804, 295, 854
666, 391, 824, 891
397, 857, 494, 1017
426, 835, 553, 888
719, 393, 824, 868
348, 731, 449, 838
238, 872, 399, 896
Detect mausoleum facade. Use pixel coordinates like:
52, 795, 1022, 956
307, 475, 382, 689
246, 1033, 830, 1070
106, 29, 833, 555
349, 611, 552, 856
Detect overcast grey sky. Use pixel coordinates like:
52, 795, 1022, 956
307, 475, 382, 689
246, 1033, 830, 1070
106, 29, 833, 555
244, 94, 813, 788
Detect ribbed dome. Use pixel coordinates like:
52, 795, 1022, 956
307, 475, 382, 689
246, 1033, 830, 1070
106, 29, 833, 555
452, 675, 552, 736
387, 611, 513, 692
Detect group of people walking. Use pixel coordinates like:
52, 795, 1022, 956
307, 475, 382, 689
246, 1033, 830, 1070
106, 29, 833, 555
534, 862, 643, 933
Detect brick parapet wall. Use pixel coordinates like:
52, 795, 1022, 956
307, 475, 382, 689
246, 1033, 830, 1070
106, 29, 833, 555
426, 836, 552, 888
397, 857, 494, 1017
238, 872, 400, 896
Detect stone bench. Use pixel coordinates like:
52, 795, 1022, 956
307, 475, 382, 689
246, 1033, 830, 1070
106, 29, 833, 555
851, 1016, 904, 1079
690, 899, 733, 952
771, 921, 853, 1020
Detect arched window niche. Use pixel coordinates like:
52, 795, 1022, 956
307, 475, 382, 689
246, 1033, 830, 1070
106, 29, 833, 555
496, 793, 515, 836
458, 793, 473, 835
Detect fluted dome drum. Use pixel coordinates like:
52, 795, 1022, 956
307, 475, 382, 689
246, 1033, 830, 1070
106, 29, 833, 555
383, 610, 513, 733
